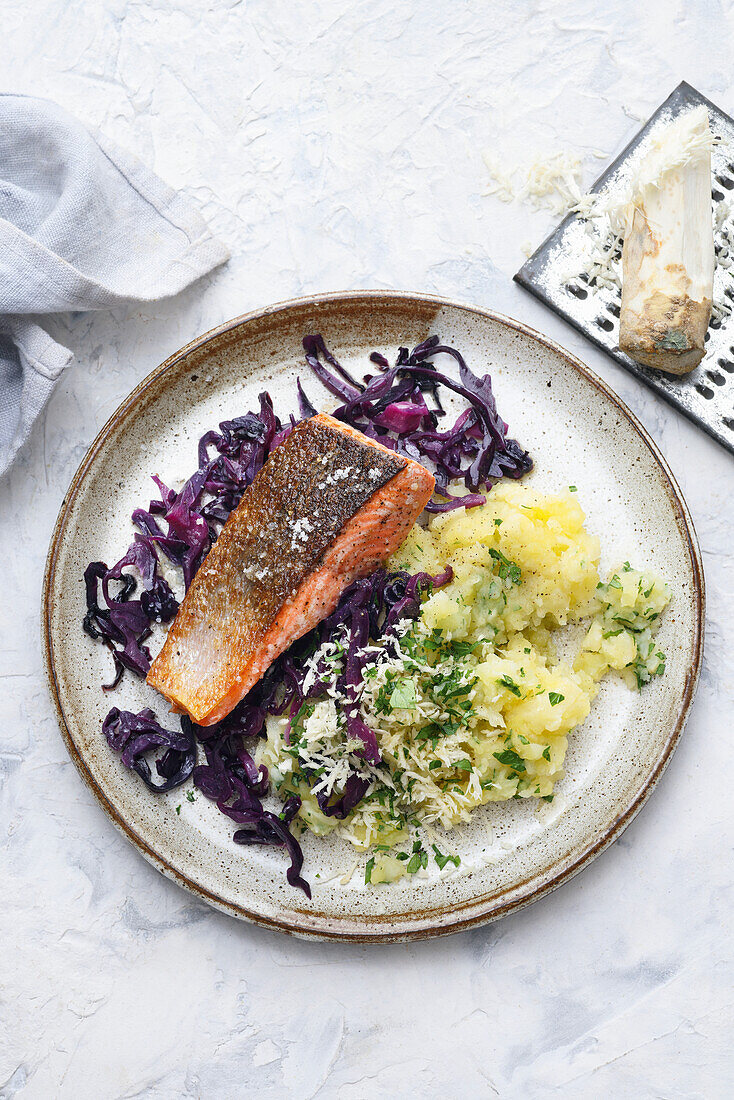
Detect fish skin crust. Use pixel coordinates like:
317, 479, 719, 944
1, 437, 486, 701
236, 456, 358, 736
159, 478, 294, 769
147, 412, 435, 725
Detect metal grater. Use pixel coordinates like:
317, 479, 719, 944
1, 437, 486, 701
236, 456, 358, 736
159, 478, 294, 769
515, 81, 734, 457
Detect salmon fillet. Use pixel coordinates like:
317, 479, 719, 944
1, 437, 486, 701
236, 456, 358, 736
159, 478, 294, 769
147, 412, 435, 725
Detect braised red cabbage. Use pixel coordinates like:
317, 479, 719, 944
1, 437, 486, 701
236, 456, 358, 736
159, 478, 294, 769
102, 707, 196, 792
84, 558, 160, 689
300, 334, 532, 509
184, 710, 311, 896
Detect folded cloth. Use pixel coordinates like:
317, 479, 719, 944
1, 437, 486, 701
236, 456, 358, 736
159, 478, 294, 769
0, 93, 230, 476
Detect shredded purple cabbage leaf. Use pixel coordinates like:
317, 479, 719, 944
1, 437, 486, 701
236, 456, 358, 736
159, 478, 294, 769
102, 707, 197, 793
84, 334, 531, 896
301, 333, 532, 511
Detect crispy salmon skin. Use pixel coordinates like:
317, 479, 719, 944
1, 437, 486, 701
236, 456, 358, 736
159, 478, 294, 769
147, 413, 435, 725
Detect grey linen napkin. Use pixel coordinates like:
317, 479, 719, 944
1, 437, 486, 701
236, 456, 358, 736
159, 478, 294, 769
0, 94, 230, 476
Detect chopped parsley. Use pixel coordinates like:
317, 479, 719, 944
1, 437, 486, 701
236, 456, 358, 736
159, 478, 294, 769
432, 844, 461, 870
488, 547, 522, 584
498, 674, 522, 697
419, 628, 445, 654
445, 638, 481, 657
548, 692, 565, 706
364, 856, 375, 884
406, 841, 429, 874
493, 749, 526, 772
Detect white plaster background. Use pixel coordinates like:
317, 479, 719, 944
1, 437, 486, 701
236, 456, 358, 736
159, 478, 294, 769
1, 1, 733, 1097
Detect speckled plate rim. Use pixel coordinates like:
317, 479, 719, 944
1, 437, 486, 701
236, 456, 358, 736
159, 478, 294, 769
42, 290, 705, 943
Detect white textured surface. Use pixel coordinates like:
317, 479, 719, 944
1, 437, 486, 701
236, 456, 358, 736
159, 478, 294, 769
1, 2, 732, 1097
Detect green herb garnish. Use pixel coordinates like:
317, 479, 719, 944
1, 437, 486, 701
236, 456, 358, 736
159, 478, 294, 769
493, 749, 526, 772
432, 844, 461, 870
446, 639, 481, 657
488, 547, 521, 584
498, 674, 522, 697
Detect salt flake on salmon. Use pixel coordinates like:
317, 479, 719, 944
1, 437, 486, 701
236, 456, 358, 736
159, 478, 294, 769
147, 413, 435, 725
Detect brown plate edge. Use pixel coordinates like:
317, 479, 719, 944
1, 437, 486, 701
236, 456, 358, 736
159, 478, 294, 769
41, 289, 705, 944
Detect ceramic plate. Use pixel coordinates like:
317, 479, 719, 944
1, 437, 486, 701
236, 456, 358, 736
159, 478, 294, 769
43, 291, 704, 942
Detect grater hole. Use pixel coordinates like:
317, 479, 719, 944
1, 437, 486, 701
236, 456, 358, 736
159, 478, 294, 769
725, 286, 734, 301
706, 370, 726, 386
717, 357, 734, 373
705, 331, 711, 343
607, 302, 620, 318
596, 316, 614, 332
567, 283, 588, 300
713, 188, 725, 201
724, 418, 734, 431
716, 174, 734, 190
710, 315, 723, 329
696, 383, 715, 399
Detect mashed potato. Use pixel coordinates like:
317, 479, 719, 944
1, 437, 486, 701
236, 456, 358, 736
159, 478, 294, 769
258, 484, 671, 877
